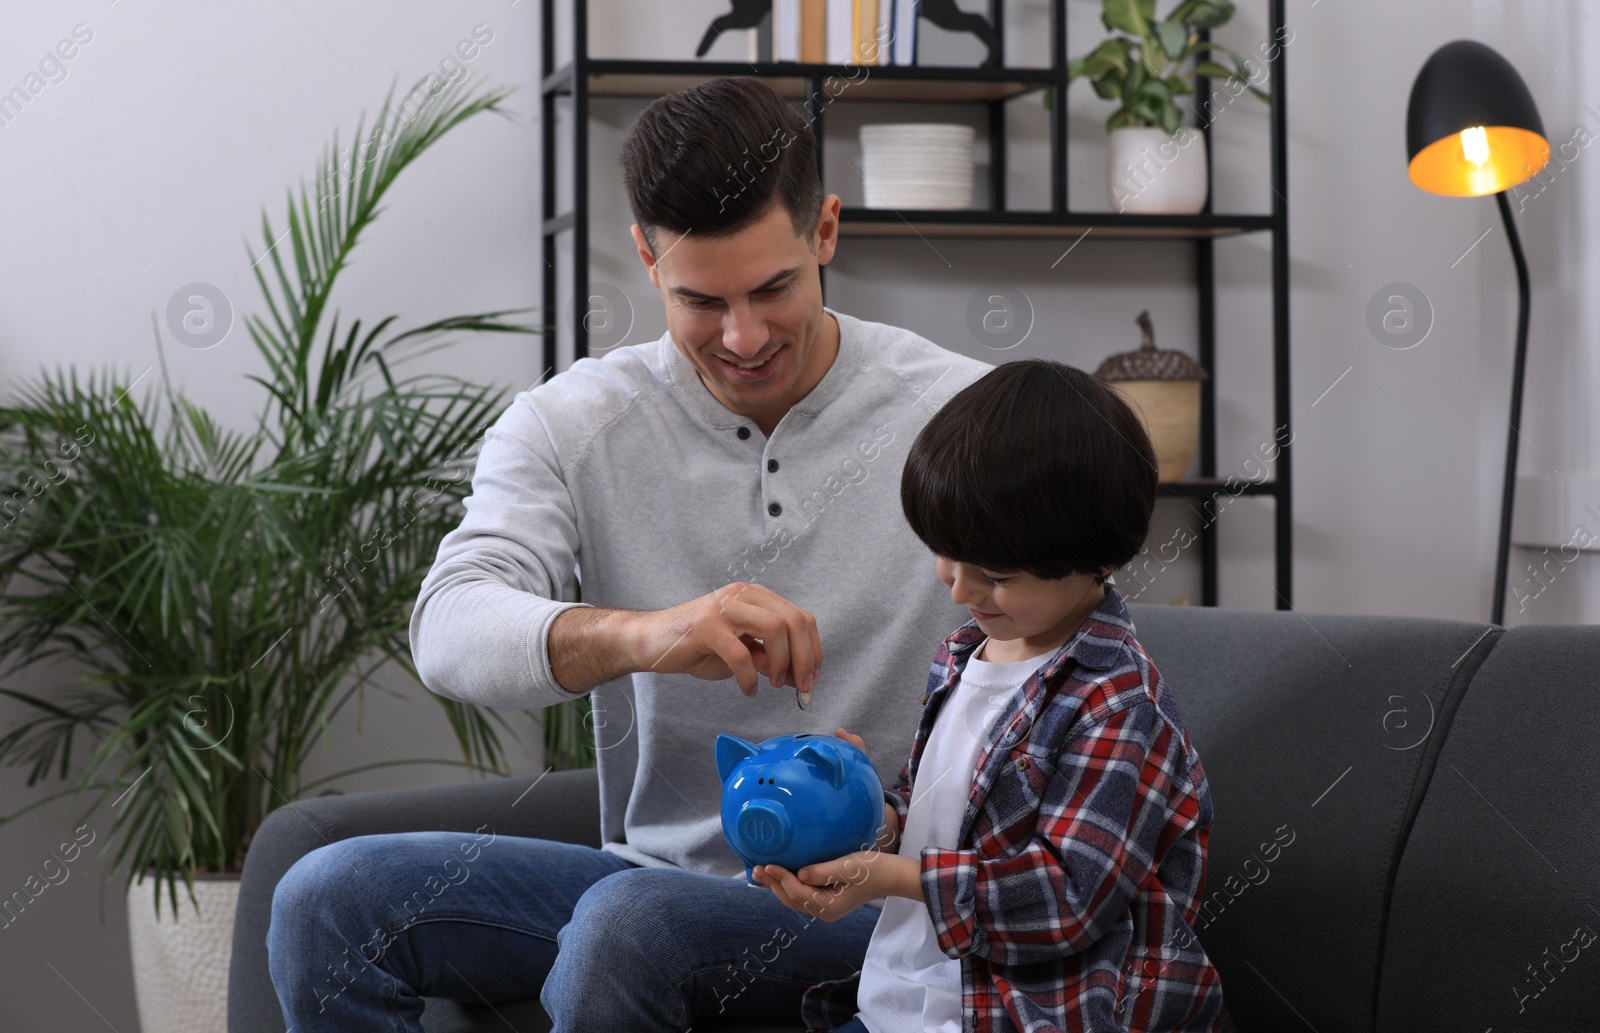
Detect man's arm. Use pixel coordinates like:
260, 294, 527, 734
548, 606, 639, 694
410, 388, 594, 710
553, 581, 824, 697
412, 386, 823, 708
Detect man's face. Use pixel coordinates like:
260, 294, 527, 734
631, 196, 840, 425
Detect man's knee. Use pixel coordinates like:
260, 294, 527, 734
560, 867, 685, 963
542, 868, 699, 1026
273, 841, 355, 922
268, 836, 414, 1017
266, 838, 384, 971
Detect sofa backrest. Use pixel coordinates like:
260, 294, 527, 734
1127, 601, 1501, 1033
1375, 622, 1600, 1030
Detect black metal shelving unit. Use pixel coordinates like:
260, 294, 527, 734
540, 0, 1292, 609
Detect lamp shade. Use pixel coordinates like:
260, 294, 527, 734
1406, 40, 1549, 196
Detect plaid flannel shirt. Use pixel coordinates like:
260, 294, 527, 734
800, 583, 1235, 1033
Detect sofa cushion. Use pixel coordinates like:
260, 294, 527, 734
1127, 602, 1500, 1033
1376, 623, 1600, 1030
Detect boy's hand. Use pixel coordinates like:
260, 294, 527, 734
833, 727, 866, 752
833, 726, 900, 852
752, 850, 922, 922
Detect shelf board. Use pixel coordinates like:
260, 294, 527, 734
546, 59, 1055, 103
1158, 478, 1281, 498
838, 208, 1273, 239
538, 204, 1273, 240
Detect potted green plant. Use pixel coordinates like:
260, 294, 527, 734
1064, 0, 1273, 213
0, 74, 576, 1031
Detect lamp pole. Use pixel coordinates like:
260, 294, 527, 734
1491, 189, 1531, 627
1405, 39, 1547, 626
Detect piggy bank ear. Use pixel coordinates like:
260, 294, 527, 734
796, 741, 846, 789
716, 734, 760, 782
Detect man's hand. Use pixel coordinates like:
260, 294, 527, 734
626, 582, 822, 698
752, 850, 922, 923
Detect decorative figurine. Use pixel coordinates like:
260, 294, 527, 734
919, 0, 1000, 68
1094, 310, 1210, 483
696, 0, 772, 58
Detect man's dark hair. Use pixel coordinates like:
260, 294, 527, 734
619, 76, 822, 256
900, 359, 1159, 583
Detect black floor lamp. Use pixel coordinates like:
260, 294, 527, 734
1405, 40, 1551, 626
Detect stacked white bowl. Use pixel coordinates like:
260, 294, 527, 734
859, 123, 975, 209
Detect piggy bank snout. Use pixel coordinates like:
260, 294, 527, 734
736, 801, 793, 855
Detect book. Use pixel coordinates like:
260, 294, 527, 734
827, 0, 853, 63
875, 0, 894, 64
775, 0, 800, 61
753, 6, 773, 61
801, 0, 826, 62
854, 0, 878, 65
892, 0, 918, 66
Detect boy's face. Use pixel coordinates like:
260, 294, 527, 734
936, 556, 1112, 655
631, 196, 841, 429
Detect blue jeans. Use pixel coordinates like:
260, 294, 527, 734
266, 831, 879, 1032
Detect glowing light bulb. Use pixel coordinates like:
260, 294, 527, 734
1460, 126, 1490, 166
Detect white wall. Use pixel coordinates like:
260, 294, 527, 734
0, 2, 548, 1029
1480, 2, 1600, 624
0, 0, 1592, 1030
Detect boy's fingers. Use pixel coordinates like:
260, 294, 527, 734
797, 859, 838, 885
833, 728, 866, 750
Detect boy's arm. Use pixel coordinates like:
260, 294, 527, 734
879, 758, 912, 852
879, 655, 943, 854
916, 699, 1202, 968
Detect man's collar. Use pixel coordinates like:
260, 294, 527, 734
943, 581, 1134, 675
660, 306, 864, 430
786, 308, 864, 417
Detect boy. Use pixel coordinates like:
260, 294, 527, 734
754, 359, 1235, 1032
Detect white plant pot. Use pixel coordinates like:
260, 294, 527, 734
127, 874, 240, 1033
1106, 126, 1209, 214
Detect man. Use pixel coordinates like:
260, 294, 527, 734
267, 75, 991, 1032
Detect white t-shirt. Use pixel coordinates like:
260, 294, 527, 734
855, 637, 1050, 1033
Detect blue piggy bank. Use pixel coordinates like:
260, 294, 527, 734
716, 732, 884, 886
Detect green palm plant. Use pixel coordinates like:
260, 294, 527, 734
0, 74, 592, 919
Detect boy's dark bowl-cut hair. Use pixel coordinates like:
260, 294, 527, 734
900, 359, 1159, 582
619, 76, 823, 256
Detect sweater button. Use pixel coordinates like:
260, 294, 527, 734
767, 458, 779, 472
1016, 756, 1030, 771
768, 502, 782, 516
737, 426, 751, 439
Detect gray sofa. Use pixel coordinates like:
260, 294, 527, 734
230, 602, 1600, 1032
